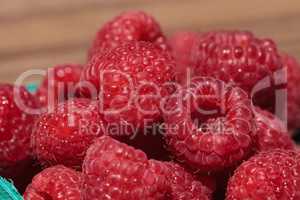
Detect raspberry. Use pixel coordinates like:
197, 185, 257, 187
163, 77, 255, 172
0, 84, 42, 192
281, 53, 300, 131
82, 136, 167, 200
169, 31, 200, 84
149, 160, 213, 200
226, 149, 300, 199
24, 165, 81, 200
88, 11, 168, 60
0, 84, 37, 168
31, 98, 106, 169
36, 64, 82, 110
81, 41, 175, 134
254, 107, 295, 152
189, 31, 283, 108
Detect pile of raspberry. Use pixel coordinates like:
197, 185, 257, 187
1, 11, 300, 200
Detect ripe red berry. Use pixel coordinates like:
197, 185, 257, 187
0, 84, 37, 169
36, 64, 82, 110
81, 41, 175, 134
82, 136, 167, 200
226, 149, 300, 199
24, 165, 81, 200
254, 107, 295, 152
149, 160, 213, 200
88, 11, 168, 60
169, 31, 200, 84
182, 31, 283, 109
163, 77, 255, 173
31, 98, 106, 169
281, 53, 300, 131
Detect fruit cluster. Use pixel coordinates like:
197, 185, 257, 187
0, 11, 300, 200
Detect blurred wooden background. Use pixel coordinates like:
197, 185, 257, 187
1, 0, 300, 83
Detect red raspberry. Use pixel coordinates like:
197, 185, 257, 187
189, 31, 283, 108
0, 84, 37, 168
226, 149, 300, 199
82, 136, 167, 200
81, 41, 175, 133
31, 98, 106, 169
0, 85, 42, 193
163, 77, 255, 172
88, 11, 168, 60
149, 160, 213, 200
169, 31, 200, 84
36, 64, 82, 110
281, 53, 300, 131
254, 107, 295, 152
24, 165, 81, 200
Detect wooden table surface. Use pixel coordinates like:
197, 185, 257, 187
1, 0, 300, 83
